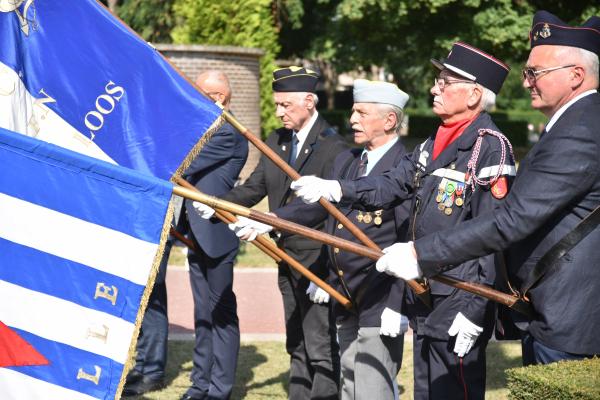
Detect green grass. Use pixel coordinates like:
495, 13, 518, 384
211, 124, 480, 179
128, 339, 522, 399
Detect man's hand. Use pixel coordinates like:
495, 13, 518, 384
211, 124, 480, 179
379, 307, 409, 337
290, 176, 342, 204
376, 242, 422, 280
227, 216, 273, 241
192, 201, 215, 219
306, 282, 330, 304
447, 312, 483, 357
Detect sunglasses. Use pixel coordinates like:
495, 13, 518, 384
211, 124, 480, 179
521, 64, 575, 85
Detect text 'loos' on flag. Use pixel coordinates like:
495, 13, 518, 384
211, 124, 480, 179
0, 126, 174, 400
0, 0, 222, 180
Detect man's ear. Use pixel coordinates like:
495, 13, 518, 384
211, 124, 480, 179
570, 66, 585, 90
467, 86, 483, 109
383, 111, 397, 132
305, 93, 316, 110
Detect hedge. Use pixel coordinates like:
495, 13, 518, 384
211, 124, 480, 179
506, 357, 600, 400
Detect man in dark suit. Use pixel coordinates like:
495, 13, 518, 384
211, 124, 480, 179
196, 66, 347, 399
413, 11, 600, 366
252, 79, 412, 399
291, 44, 516, 399
179, 71, 249, 400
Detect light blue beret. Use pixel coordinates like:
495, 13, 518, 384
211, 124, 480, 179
353, 79, 409, 109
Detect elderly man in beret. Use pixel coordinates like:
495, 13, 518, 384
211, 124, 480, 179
236, 79, 413, 399
291, 43, 517, 399
194, 66, 347, 399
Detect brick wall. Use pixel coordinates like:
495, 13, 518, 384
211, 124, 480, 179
156, 44, 264, 181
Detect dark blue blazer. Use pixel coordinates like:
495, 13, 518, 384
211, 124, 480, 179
275, 139, 410, 326
416, 93, 600, 354
182, 121, 249, 258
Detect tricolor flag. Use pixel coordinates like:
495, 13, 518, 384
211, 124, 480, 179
0, 127, 173, 399
0, 0, 221, 180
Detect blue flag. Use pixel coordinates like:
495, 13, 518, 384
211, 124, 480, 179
0, 0, 222, 180
0, 126, 173, 399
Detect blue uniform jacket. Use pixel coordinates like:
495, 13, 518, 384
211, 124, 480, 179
339, 113, 516, 339
275, 140, 411, 327
415, 93, 600, 354
182, 121, 249, 258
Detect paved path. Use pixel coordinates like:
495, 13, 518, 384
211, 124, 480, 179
166, 265, 285, 341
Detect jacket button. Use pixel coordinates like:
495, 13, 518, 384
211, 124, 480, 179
338, 270, 344, 276
334, 248, 340, 254
337, 223, 343, 230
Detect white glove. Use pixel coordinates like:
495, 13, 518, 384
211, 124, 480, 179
290, 176, 342, 204
376, 242, 422, 280
306, 282, 330, 304
192, 201, 215, 219
447, 312, 483, 357
379, 307, 409, 337
227, 216, 273, 241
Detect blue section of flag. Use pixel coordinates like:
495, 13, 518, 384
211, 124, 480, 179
0, 126, 171, 243
0, 0, 221, 180
0, 237, 142, 323
0, 127, 172, 399
8, 328, 123, 400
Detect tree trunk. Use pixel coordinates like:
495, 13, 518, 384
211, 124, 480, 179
107, 0, 118, 12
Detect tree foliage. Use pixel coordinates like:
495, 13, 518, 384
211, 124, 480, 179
117, 0, 176, 43
278, 0, 599, 110
172, 0, 281, 137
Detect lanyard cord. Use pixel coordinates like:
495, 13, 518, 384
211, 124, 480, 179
466, 128, 514, 192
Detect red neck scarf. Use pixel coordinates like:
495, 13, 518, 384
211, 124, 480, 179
432, 115, 478, 160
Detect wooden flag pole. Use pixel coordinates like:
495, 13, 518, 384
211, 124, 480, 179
174, 186, 533, 316
219, 108, 431, 307
175, 178, 352, 309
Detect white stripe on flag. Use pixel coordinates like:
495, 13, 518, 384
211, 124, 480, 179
0, 192, 157, 285
0, 61, 116, 165
0, 281, 134, 363
0, 368, 97, 400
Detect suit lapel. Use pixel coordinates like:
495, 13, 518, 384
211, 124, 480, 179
293, 115, 324, 172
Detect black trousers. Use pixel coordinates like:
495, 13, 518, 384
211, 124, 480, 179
133, 241, 170, 381
186, 243, 240, 400
278, 263, 340, 400
413, 333, 487, 400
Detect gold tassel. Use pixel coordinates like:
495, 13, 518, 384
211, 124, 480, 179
115, 197, 176, 399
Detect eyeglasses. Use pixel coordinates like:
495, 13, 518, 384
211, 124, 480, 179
521, 64, 575, 85
433, 77, 475, 91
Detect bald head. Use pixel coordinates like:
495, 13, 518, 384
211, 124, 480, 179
195, 70, 232, 109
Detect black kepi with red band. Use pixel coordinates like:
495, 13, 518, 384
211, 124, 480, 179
530, 10, 600, 53
431, 42, 510, 94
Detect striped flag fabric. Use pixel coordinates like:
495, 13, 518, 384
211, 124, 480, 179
0, 0, 221, 180
0, 127, 173, 399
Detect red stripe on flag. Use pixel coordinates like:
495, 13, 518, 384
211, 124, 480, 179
0, 321, 49, 367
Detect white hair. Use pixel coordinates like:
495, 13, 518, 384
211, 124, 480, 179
576, 47, 599, 88
376, 103, 405, 134
556, 46, 599, 88
478, 86, 497, 112
295, 92, 319, 106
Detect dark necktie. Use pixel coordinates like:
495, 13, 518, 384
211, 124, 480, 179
289, 134, 299, 165
356, 152, 368, 178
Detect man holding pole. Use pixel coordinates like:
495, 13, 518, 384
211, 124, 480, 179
179, 71, 248, 400
195, 66, 347, 399
291, 44, 516, 399
237, 79, 412, 399
374, 11, 600, 366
